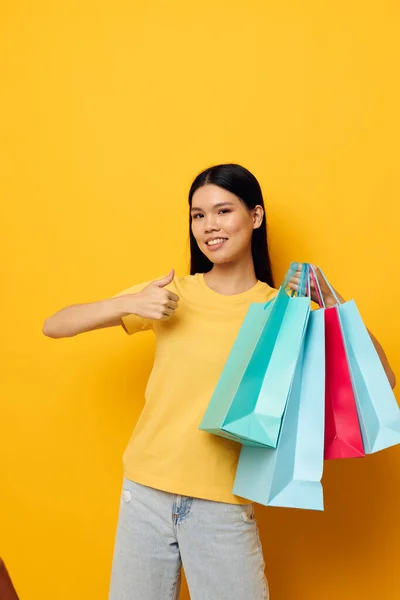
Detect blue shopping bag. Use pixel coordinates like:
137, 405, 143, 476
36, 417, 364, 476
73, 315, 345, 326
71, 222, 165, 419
200, 263, 311, 448
338, 302, 400, 453
233, 307, 326, 510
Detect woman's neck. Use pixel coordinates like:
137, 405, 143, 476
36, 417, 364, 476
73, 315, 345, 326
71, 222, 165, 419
203, 258, 258, 296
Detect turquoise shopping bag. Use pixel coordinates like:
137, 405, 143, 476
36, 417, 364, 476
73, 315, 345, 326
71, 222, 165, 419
316, 273, 400, 454
200, 263, 311, 448
198, 300, 275, 446
340, 302, 400, 453
233, 307, 326, 510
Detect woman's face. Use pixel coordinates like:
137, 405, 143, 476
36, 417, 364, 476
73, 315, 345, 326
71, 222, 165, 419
190, 184, 263, 266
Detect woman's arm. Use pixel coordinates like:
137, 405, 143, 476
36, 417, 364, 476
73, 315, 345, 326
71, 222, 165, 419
42, 271, 179, 339
367, 330, 396, 389
42, 296, 132, 338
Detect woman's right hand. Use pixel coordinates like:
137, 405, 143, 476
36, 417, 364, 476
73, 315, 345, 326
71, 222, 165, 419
128, 269, 180, 321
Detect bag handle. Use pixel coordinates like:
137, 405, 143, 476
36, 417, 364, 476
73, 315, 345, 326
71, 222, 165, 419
301, 263, 311, 298
295, 263, 311, 298
316, 267, 341, 305
309, 265, 325, 308
283, 262, 300, 290
284, 262, 309, 298
282, 262, 338, 307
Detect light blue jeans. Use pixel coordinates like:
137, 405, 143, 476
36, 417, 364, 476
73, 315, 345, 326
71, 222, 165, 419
108, 478, 269, 600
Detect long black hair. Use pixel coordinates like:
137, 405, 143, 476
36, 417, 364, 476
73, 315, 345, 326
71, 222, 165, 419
188, 163, 274, 287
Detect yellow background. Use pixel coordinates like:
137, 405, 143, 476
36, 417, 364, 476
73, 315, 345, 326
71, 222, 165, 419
1, 1, 399, 599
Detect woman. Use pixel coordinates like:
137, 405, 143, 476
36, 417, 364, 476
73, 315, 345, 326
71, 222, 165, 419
43, 163, 396, 600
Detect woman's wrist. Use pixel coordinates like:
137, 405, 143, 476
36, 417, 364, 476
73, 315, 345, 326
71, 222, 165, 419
325, 292, 345, 309
111, 294, 137, 318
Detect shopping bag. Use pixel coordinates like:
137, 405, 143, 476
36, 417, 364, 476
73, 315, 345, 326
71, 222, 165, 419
233, 306, 326, 510
200, 262, 311, 448
198, 300, 275, 447
319, 269, 400, 454
324, 304, 365, 459
308, 266, 365, 460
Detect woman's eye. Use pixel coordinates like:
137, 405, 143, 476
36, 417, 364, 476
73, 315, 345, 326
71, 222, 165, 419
219, 209, 231, 214
192, 213, 203, 219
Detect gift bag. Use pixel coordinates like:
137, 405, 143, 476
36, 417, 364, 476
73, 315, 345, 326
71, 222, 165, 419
308, 267, 365, 460
319, 269, 400, 454
233, 305, 326, 510
324, 304, 365, 459
200, 263, 311, 448
198, 300, 275, 446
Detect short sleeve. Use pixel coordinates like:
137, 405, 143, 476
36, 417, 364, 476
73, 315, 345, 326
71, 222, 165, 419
113, 281, 154, 335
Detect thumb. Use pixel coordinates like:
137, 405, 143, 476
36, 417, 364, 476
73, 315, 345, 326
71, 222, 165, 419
153, 269, 175, 288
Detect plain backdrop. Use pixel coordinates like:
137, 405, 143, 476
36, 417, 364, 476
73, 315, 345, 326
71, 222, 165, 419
1, 1, 399, 599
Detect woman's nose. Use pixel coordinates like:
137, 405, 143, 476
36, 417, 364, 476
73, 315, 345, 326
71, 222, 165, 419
204, 217, 220, 233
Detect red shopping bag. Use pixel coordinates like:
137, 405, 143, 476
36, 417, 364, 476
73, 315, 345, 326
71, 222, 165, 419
307, 266, 365, 460
324, 306, 365, 459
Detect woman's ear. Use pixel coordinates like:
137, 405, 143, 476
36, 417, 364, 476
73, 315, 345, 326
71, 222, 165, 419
252, 205, 264, 229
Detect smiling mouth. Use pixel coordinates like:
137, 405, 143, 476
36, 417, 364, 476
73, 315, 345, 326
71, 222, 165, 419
206, 238, 228, 247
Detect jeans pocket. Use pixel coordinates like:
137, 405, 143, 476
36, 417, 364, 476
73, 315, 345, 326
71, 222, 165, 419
240, 503, 256, 523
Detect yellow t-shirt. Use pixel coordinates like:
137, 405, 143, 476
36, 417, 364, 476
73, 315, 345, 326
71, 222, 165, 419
117, 272, 278, 504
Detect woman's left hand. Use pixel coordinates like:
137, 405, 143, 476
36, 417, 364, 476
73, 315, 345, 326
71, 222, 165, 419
289, 263, 345, 308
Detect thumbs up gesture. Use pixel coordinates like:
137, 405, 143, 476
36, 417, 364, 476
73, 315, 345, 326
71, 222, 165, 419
128, 269, 180, 321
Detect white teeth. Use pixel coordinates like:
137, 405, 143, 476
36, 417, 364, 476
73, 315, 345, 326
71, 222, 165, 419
207, 238, 226, 246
